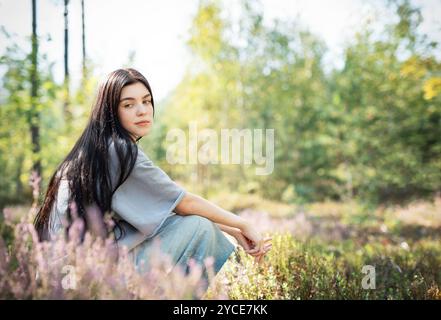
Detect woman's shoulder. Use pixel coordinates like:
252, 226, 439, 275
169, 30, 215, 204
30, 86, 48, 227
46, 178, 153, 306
135, 146, 153, 165
107, 138, 152, 166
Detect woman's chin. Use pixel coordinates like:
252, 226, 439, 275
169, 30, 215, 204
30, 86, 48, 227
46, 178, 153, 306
135, 129, 150, 138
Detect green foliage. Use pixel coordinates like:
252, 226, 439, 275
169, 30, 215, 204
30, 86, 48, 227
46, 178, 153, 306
0, 38, 97, 208
1, 0, 440, 300
206, 191, 441, 300
156, 0, 441, 205
205, 232, 441, 299
330, 2, 441, 203
1, 0, 440, 207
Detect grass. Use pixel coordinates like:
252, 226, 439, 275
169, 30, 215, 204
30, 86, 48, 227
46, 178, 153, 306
1, 194, 440, 299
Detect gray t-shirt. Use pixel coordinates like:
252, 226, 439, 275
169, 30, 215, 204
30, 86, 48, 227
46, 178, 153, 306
49, 140, 187, 251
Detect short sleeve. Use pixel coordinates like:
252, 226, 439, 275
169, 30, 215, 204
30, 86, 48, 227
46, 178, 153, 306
48, 179, 70, 240
110, 145, 186, 239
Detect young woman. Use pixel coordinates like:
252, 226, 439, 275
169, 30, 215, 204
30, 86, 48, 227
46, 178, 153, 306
34, 68, 271, 283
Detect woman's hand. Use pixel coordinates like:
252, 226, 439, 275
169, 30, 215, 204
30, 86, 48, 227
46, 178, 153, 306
178, 193, 272, 264
235, 224, 272, 264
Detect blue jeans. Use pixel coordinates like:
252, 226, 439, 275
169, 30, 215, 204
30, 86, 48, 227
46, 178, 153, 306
129, 214, 236, 286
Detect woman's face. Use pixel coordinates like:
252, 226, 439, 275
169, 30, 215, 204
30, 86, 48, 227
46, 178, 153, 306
118, 81, 154, 141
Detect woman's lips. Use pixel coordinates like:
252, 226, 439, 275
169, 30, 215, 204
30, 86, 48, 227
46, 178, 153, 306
135, 121, 150, 126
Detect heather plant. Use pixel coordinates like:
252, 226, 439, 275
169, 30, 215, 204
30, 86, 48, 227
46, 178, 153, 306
206, 233, 441, 300
0, 205, 215, 299
1, 176, 440, 300
205, 194, 441, 300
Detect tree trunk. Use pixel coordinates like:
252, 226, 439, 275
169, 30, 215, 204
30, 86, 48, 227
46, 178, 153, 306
30, 0, 41, 188
64, 0, 71, 125
15, 154, 24, 198
81, 0, 87, 78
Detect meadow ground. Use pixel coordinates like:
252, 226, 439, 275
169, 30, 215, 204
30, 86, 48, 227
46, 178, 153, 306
1, 195, 440, 299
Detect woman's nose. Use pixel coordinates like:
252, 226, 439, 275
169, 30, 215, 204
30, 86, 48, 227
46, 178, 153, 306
136, 103, 151, 115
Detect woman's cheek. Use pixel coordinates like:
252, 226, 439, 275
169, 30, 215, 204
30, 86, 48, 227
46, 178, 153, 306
124, 111, 134, 129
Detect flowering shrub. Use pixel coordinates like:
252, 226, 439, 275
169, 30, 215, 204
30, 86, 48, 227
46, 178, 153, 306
1, 177, 440, 299
206, 233, 441, 300
0, 208, 214, 299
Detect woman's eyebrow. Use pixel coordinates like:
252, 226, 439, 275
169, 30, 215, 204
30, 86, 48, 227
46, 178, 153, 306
119, 93, 151, 103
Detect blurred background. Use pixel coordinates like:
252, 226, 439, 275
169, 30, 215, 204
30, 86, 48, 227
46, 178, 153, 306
1, 0, 440, 207
1, 0, 441, 299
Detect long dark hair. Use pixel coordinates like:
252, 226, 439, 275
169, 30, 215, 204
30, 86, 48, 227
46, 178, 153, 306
34, 68, 155, 241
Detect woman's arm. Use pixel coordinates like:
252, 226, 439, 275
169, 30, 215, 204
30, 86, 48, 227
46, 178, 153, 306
174, 193, 242, 238
175, 192, 247, 230
215, 223, 240, 236
175, 192, 269, 256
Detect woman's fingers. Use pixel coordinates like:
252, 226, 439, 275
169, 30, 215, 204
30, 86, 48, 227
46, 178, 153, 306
258, 238, 269, 254
246, 240, 264, 255
255, 254, 265, 265
253, 246, 272, 264
259, 238, 272, 253
239, 237, 252, 251
244, 237, 272, 254
246, 243, 272, 256
245, 248, 260, 254
241, 232, 272, 256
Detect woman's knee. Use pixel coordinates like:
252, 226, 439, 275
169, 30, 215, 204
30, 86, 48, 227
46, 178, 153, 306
182, 215, 216, 239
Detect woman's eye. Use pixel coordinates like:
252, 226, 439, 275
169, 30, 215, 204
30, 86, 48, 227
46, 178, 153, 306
124, 104, 133, 108
143, 100, 152, 105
